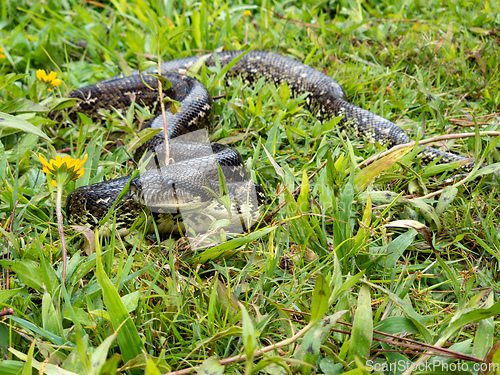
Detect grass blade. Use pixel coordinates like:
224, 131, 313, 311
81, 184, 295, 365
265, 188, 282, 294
95, 231, 143, 369
348, 284, 373, 364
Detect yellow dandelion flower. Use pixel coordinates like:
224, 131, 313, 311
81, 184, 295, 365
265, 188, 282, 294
37, 69, 49, 82
0, 46, 5, 59
38, 154, 88, 187
47, 71, 57, 81
242, 10, 251, 17
50, 77, 62, 86
36, 69, 62, 88
38, 153, 86, 284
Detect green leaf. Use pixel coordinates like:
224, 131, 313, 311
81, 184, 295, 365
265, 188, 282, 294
42, 289, 63, 337
197, 357, 225, 375
0, 227, 20, 253
297, 169, 310, 213
0, 73, 25, 93
373, 316, 420, 336
342, 356, 370, 375
8, 316, 64, 346
95, 231, 143, 368
121, 353, 171, 373
188, 326, 243, 358
239, 302, 257, 367
354, 146, 413, 191
147, 73, 173, 90
138, 61, 157, 73
0, 287, 23, 304
0, 98, 47, 113
22, 340, 35, 375
0, 260, 43, 292
310, 274, 331, 324
0, 360, 24, 375
382, 229, 418, 268
472, 161, 500, 178
210, 49, 250, 89
121, 290, 140, 313
190, 226, 276, 264
331, 270, 365, 303
483, 343, 500, 375
0, 111, 50, 141
348, 284, 373, 364
145, 356, 162, 375
49, 97, 80, 111
407, 199, 441, 230
294, 312, 347, 375
473, 292, 495, 359
363, 281, 433, 343
438, 300, 500, 343
91, 331, 118, 375
10, 348, 79, 375
435, 186, 458, 216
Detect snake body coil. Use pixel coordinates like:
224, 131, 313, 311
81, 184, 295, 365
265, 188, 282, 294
66, 50, 473, 235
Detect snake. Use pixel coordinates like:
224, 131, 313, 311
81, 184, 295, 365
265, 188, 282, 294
65, 50, 475, 236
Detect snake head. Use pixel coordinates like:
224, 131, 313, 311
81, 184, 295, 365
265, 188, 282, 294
129, 164, 212, 214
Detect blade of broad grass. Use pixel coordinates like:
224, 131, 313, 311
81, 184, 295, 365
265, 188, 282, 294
8, 316, 65, 346
0, 260, 44, 292
483, 343, 500, 375
331, 270, 366, 303
435, 256, 463, 307
472, 292, 494, 359
91, 331, 119, 375
10, 348, 79, 375
208, 48, 250, 90
294, 312, 347, 375
0, 111, 50, 141
186, 327, 243, 360
332, 181, 356, 261
73, 329, 91, 373
435, 186, 458, 216
95, 231, 143, 368
238, 302, 258, 373
297, 169, 310, 213
189, 226, 276, 264
36, 241, 59, 296
348, 284, 372, 364
0, 227, 20, 253
21, 340, 35, 375
198, 357, 225, 375
145, 356, 162, 375
309, 273, 331, 324
354, 146, 413, 191
362, 281, 433, 343
436, 299, 500, 345
0, 288, 23, 303
374, 316, 421, 335
41, 288, 63, 338
0, 360, 24, 375
251, 357, 296, 375
342, 357, 370, 375
381, 229, 418, 269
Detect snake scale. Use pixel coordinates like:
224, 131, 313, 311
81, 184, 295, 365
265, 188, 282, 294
66, 50, 474, 236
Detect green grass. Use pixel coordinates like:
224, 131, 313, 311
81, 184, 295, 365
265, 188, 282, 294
1, 0, 500, 374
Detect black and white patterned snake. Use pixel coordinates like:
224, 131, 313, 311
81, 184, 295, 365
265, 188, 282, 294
65, 50, 474, 235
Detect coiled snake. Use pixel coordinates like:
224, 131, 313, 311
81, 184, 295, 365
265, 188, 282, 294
66, 50, 474, 236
